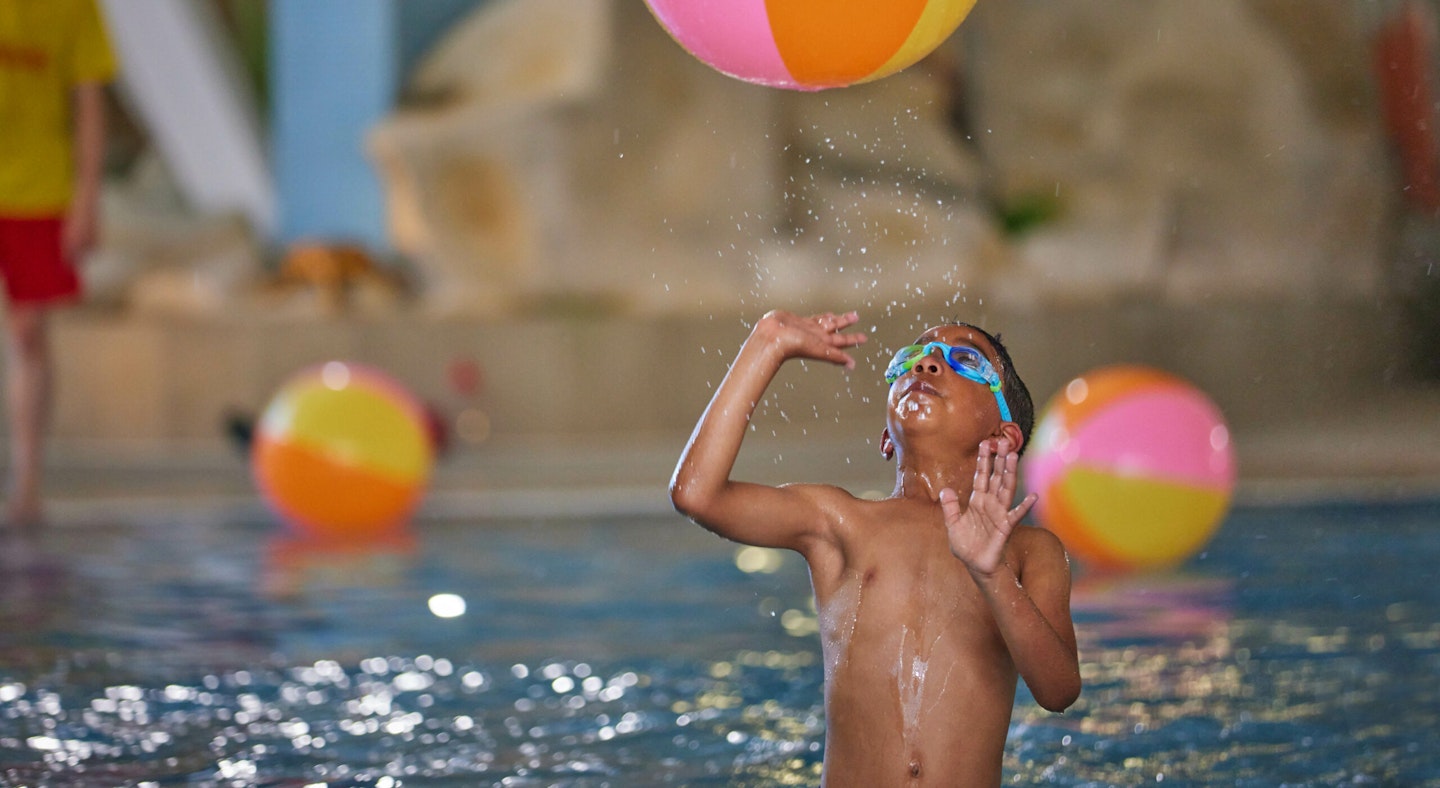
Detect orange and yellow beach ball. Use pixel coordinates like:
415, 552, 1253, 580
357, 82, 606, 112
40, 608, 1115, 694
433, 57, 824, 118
1023, 366, 1237, 572
643, 0, 979, 91
252, 362, 434, 541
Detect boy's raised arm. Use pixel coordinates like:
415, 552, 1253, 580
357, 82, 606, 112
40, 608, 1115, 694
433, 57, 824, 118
670, 310, 866, 551
941, 440, 1082, 712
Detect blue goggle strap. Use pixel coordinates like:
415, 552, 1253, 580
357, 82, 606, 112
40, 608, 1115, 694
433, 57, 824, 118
987, 379, 1013, 423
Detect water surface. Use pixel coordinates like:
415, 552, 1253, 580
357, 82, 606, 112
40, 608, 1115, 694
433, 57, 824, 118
1, 500, 1437, 786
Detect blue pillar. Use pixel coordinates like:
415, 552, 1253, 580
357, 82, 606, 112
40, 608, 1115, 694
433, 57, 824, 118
270, 0, 396, 250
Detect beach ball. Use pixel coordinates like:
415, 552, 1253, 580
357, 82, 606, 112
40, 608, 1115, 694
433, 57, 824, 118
1023, 365, 1237, 571
643, 0, 979, 91
252, 362, 434, 540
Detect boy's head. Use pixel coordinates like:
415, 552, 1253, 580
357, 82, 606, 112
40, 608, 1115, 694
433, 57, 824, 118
881, 320, 1035, 458
955, 321, 1034, 454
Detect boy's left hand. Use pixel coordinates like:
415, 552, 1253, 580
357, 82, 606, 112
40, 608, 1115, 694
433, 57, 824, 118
939, 438, 1037, 577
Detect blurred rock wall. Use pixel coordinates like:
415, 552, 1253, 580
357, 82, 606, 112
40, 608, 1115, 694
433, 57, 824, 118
367, 0, 1392, 317
42, 0, 1428, 452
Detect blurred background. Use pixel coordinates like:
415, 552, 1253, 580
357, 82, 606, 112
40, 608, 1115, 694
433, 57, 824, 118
24, 0, 1440, 514
6, 6, 1438, 783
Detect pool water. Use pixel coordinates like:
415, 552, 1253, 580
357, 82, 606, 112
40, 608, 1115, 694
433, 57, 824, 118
1, 500, 1438, 786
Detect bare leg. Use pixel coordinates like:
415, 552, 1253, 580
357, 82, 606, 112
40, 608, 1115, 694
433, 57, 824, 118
4, 305, 51, 530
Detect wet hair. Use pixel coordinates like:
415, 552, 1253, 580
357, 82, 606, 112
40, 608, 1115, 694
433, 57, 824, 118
952, 321, 1035, 456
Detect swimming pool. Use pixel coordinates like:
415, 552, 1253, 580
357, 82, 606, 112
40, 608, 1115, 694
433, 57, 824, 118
1, 499, 1437, 786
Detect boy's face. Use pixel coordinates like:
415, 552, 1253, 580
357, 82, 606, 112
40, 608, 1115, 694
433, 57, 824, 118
882, 325, 1008, 457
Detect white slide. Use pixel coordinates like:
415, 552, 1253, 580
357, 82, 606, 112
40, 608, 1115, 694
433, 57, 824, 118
99, 0, 275, 236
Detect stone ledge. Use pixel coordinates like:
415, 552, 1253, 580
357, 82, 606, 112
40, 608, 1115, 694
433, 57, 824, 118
40, 294, 1413, 452
30, 410, 1440, 528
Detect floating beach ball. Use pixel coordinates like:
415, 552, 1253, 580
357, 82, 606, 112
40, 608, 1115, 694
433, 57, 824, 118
643, 0, 979, 91
1023, 365, 1237, 571
252, 362, 434, 540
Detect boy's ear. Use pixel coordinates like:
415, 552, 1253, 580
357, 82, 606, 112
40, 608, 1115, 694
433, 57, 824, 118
994, 421, 1025, 453
880, 427, 895, 461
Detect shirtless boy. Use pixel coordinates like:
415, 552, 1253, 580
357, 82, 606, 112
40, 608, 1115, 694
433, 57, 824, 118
671, 309, 1080, 785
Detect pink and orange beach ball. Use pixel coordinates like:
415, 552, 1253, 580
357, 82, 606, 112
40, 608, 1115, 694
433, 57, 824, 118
643, 0, 979, 91
1023, 365, 1237, 571
252, 362, 434, 541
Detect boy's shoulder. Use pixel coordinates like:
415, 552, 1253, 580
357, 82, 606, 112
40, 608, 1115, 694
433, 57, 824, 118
1009, 523, 1071, 574
776, 481, 869, 509
775, 482, 888, 537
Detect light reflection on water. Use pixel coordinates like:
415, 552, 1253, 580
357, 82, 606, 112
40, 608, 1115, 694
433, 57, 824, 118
0, 500, 1437, 786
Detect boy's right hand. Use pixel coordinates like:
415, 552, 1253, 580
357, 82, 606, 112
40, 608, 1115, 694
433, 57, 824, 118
753, 309, 868, 369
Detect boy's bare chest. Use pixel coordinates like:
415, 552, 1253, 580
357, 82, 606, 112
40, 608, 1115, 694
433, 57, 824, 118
818, 528, 1000, 641
851, 551, 991, 633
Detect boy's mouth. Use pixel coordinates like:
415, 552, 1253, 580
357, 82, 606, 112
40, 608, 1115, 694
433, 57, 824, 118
903, 380, 940, 398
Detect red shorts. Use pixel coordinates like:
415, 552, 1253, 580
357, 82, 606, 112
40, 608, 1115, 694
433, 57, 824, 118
0, 216, 82, 305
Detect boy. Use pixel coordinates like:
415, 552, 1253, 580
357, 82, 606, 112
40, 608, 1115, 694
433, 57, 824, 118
0, 0, 117, 527
671, 309, 1080, 785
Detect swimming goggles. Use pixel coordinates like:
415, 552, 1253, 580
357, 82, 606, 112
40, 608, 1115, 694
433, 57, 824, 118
884, 342, 1013, 422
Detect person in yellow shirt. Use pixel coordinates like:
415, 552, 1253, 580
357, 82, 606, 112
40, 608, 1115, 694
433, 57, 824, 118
0, 0, 116, 529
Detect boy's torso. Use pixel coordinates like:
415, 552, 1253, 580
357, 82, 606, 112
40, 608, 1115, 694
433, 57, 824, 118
803, 490, 1032, 786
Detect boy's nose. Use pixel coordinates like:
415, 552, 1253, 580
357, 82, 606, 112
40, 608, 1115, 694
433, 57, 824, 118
916, 355, 945, 375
